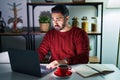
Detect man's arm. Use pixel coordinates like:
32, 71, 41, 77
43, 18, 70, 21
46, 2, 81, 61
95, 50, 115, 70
37, 33, 50, 61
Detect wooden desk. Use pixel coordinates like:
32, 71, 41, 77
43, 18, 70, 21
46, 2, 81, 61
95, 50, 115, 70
0, 63, 120, 80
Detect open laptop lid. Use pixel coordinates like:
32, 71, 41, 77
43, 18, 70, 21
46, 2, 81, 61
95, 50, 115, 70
8, 48, 42, 77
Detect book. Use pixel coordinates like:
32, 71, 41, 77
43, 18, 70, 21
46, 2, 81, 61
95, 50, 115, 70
74, 64, 114, 78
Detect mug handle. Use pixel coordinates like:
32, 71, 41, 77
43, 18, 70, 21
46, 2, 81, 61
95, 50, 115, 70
68, 65, 72, 70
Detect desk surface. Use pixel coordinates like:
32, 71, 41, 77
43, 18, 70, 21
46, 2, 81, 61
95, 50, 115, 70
0, 63, 120, 80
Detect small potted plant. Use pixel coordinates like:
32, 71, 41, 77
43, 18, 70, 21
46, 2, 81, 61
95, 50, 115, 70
39, 16, 51, 33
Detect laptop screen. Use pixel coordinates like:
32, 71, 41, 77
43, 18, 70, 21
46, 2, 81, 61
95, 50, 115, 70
8, 49, 46, 77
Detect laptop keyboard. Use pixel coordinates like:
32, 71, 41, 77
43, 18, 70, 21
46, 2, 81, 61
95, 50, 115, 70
40, 64, 56, 74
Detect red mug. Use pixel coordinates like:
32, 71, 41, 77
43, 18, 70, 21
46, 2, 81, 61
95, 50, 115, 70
55, 64, 72, 76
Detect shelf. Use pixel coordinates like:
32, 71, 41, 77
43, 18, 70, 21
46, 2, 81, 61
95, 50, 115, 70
27, 2, 103, 6
26, 2, 103, 64
88, 32, 101, 35
0, 30, 101, 36
0, 27, 28, 36
0, 32, 28, 36
89, 56, 100, 63
30, 32, 46, 35
29, 31, 101, 35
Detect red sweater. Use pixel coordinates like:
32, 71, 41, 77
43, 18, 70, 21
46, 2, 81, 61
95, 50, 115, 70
37, 27, 89, 64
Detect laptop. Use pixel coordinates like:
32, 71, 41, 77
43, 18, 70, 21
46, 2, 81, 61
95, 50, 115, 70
8, 48, 55, 77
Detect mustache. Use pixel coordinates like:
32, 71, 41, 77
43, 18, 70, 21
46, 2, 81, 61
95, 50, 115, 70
55, 25, 60, 27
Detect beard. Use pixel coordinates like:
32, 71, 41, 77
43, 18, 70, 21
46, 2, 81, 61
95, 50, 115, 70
54, 25, 60, 30
54, 23, 66, 31
54, 25, 64, 31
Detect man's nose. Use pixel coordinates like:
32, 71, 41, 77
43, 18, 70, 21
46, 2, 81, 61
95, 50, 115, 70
53, 20, 58, 24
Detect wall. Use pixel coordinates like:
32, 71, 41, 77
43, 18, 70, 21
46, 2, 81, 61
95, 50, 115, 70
0, 0, 120, 69
103, 9, 120, 67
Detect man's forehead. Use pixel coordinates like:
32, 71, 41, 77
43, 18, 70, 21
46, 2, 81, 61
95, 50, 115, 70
51, 12, 63, 15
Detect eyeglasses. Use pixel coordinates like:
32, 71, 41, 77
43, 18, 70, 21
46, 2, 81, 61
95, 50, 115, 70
52, 17, 65, 22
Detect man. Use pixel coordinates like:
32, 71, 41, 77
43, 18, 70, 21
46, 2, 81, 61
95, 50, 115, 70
37, 4, 89, 69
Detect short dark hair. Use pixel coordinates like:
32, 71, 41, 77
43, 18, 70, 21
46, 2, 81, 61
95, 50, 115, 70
51, 4, 69, 17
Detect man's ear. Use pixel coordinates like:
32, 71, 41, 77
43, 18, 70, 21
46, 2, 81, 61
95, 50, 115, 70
65, 16, 70, 20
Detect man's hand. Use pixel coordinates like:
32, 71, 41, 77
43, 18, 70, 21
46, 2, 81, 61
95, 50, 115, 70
46, 60, 67, 69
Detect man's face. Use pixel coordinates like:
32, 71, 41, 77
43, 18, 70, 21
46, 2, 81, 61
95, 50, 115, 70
51, 12, 67, 31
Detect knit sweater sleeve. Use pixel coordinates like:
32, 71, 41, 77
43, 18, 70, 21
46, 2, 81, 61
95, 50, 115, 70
67, 29, 89, 64
37, 32, 51, 61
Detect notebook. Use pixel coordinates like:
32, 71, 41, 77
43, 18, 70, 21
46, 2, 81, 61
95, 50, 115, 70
8, 48, 55, 77
74, 64, 114, 78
